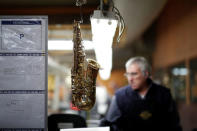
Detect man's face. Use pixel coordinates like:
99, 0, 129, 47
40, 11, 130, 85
125, 63, 148, 90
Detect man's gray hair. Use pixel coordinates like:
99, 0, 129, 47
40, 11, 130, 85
125, 56, 152, 77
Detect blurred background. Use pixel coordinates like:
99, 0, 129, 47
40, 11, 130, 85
1, 0, 197, 130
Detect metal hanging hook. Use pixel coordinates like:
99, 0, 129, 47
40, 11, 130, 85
76, 0, 87, 6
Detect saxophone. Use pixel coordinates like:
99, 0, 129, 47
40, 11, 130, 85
71, 20, 100, 111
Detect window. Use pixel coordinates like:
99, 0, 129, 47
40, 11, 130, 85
169, 62, 186, 102
190, 58, 197, 103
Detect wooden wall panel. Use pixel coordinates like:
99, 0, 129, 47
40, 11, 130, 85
153, 0, 197, 69
97, 69, 128, 96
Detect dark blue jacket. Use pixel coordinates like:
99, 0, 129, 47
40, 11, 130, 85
100, 79, 182, 131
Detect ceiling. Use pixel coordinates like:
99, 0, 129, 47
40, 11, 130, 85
0, 0, 167, 73
0, 0, 98, 6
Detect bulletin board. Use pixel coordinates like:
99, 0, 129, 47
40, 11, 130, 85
0, 16, 48, 131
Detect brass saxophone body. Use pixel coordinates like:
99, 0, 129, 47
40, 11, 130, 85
71, 21, 100, 110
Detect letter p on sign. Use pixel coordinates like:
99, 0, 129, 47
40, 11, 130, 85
20, 34, 24, 39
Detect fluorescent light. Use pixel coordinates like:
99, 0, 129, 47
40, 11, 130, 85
95, 47, 112, 80
172, 68, 188, 76
91, 10, 118, 80
48, 40, 94, 51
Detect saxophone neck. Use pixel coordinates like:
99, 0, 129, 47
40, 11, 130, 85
73, 20, 82, 41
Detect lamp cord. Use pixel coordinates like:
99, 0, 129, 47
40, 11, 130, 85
111, 0, 125, 44
112, 6, 125, 43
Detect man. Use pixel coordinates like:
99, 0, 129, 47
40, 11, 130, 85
100, 56, 182, 131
